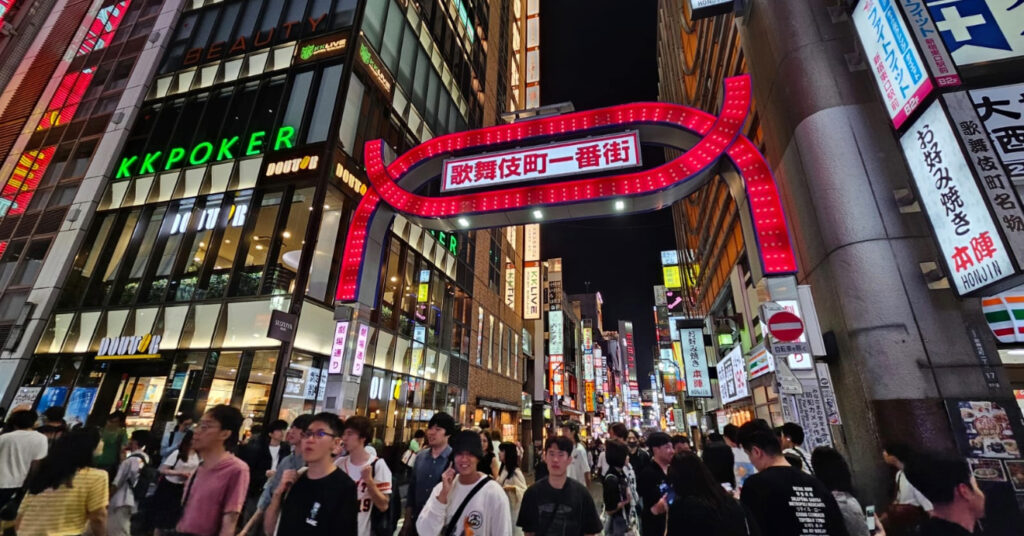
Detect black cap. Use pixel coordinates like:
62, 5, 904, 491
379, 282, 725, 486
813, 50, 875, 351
428, 412, 456, 436
450, 430, 484, 459
647, 432, 672, 448
561, 420, 580, 433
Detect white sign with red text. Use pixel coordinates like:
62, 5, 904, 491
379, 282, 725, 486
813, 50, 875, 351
441, 131, 641, 192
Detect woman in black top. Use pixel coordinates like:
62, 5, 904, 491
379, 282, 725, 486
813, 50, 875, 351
602, 440, 635, 536
666, 452, 756, 536
477, 430, 499, 478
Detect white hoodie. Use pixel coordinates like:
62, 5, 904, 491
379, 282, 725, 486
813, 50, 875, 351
416, 473, 512, 536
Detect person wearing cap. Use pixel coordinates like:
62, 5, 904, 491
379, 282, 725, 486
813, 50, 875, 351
518, 436, 603, 536
560, 421, 591, 486
403, 412, 455, 536
637, 432, 673, 536
415, 430, 511, 536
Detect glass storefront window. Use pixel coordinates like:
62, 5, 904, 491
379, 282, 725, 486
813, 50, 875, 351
294, 300, 332, 354
378, 240, 401, 328
263, 187, 313, 295
181, 303, 222, 348
207, 190, 251, 298
208, 350, 240, 407
36, 313, 74, 353
279, 352, 326, 422
114, 207, 167, 305
305, 65, 342, 143
156, 305, 190, 349
241, 350, 278, 436
92, 210, 140, 304
237, 191, 281, 296
171, 194, 223, 301
215, 299, 286, 348
306, 189, 344, 302
61, 312, 101, 354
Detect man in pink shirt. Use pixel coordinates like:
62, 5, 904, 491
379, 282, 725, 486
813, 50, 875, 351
177, 405, 250, 536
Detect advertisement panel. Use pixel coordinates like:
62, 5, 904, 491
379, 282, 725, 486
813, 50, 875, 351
550, 354, 564, 396
524, 261, 541, 319
898, 0, 961, 87
746, 344, 776, 379
328, 321, 349, 373
583, 327, 594, 381
549, 310, 564, 355
925, 0, 1024, 70
968, 82, 1024, 181
901, 100, 1015, 295
679, 322, 712, 398
585, 381, 596, 412
854, 0, 934, 129
663, 265, 682, 288
525, 224, 541, 261
350, 323, 370, 376
717, 346, 750, 405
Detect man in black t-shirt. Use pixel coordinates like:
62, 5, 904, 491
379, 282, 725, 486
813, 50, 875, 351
737, 420, 849, 536
637, 432, 673, 536
905, 456, 986, 535
518, 436, 603, 536
264, 412, 358, 535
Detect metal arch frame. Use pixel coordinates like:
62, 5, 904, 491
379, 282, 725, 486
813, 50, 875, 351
336, 74, 797, 306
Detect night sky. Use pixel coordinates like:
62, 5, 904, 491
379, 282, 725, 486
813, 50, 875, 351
539, 0, 673, 389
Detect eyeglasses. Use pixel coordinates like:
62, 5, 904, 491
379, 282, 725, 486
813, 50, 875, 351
301, 429, 338, 440
197, 420, 220, 431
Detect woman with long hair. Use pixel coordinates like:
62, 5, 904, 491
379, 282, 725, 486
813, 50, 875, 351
602, 440, 637, 536
150, 430, 200, 535
16, 427, 108, 536
477, 430, 499, 478
498, 442, 527, 536
702, 442, 739, 497
666, 452, 752, 536
812, 447, 872, 536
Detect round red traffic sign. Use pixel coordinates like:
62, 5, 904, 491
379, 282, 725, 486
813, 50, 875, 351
768, 311, 804, 342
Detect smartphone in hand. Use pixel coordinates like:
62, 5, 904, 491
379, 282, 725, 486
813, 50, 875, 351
866, 505, 876, 532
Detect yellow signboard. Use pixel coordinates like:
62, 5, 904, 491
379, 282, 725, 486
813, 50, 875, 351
584, 381, 596, 413
417, 283, 429, 302
663, 265, 682, 288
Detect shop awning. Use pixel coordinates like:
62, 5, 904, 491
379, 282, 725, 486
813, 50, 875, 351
477, 398, 520, 412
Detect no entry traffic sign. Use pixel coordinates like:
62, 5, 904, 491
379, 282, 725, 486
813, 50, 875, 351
768, 311, 804, 342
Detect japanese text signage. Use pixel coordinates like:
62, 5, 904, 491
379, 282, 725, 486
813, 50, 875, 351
717, 346, 750, 405
898, 0, 961, 87
524, 262, 541, 319
925, 0, 1024, 70
679, 323, 712, 398
525, 224, 541, 261
505, 265, 516, 309
548, 310, 564, 355
328, 321, 349, 373
550, 354, 564, 396
351, 323, 370, 376
901, 100, 1015, 294
969, 83, 1024, 182
441, 131, 641, 192
583, 327, 594, 382
854, 0, 934, 129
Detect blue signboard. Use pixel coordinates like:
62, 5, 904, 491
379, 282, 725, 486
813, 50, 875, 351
926, 0, 1024, 67
65, 387, 98, 428
35, 386, 68, 413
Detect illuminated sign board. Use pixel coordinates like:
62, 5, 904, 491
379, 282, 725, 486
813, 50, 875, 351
505, 264, 516, 308
79, 0, 131, 57
969, 82, 1024, 182
663, 265, 682, 288
170, 202, 248, 235
357, 37, 394, 97
335, 162, 369, 196
351, 323, 370, 376
441, 131, 641, 192
328, 321, 349, 373
265, 154, 319, 177
117, 126, 296, 179
427, 229, 459, 256
97, 333, 162, 360
584, 381, 595, 412
678, 322, 712, 398
0, 147, 55, 219
296, 31, 348, 63
853, 0, 934, 129
550, 354, 564, 396
925, 0, 1024, 71
746, 343, 775, 380
525, 224, 541, 261
548, 310, 564, 355
688, 0, 733, 20
901, 100, 1015, 295
897, 0, 960, 87
660, 250, 680, 265
717, 345, 749, 405
183, 13, 329, 67
583, 327, 594, 381
524, 261, 541, 319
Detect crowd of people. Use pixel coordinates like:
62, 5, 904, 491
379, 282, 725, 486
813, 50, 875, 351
0, 404, 994, 536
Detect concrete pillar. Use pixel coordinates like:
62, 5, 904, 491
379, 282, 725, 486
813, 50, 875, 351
735, 0, 1015, 503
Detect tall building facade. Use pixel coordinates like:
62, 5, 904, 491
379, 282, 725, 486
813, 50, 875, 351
658, 0, 1024, 509
1, 0, 530, 447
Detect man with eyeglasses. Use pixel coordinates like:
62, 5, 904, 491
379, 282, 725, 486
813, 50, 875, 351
263, 412, 358, 535
176, 405, 250, 536
238, 414, 314, 536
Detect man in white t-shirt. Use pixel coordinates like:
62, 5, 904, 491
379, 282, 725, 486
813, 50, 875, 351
560, 422, 591, 486
0, 410, 48, 510
335, 415, 392, 536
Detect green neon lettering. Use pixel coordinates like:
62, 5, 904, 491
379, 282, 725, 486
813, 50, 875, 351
217, 136, 239, 160
165, 147, 186, 170
247, 131, 266, 156
274, 126, 295, 150
116, 156, 137, 179
189, 142, 214, 165
449, 236, 458, 255
139, 151, 162, 174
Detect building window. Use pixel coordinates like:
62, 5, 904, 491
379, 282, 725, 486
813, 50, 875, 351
487, 230, 501, 293
476, 306, 483, 366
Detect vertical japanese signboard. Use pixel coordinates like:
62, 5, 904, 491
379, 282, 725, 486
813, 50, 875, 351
524, 262, 541, 319
525, 224, 541, 261
328, 321, 349, 373
505, 264, 516, 309
969, 83, 1024, 182
901, 100, 1016, 295
583, 327, 594, 381
548, 310, 564, 355
925, 0, 1024, 72
351, 323, 370, 376
678, 320, 712, 398
898, 0, 961, 87
854, 0, 934, 129
550, 354, 564, 396
717, 346, 750, 405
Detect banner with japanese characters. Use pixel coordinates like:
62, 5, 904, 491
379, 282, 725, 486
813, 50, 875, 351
854, 0, 934, 129
924, 0, 1024, 72
897, 0, 961, 87
901, 100, 1016, 295
677, 319, 712, 398
717, 345, 749, 405
969, 83, 1024, 182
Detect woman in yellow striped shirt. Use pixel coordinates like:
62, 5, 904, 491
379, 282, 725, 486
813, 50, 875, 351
16, 427, 109, 536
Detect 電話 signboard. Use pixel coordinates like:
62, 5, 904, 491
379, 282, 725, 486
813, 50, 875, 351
441, 131, 641, 192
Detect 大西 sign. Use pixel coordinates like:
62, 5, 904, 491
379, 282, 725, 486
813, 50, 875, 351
969, 82, 1024, 182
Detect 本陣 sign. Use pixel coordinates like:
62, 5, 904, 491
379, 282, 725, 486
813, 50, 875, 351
679, 322, 712, 398
925, 0, 1024, 70
854, 0, 934, 129
901, 100, 1016, 295
969, 82, 1024, 182
441, 131, 641, 192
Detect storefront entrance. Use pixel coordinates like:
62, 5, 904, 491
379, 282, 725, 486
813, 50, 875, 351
108, 374, 167, 430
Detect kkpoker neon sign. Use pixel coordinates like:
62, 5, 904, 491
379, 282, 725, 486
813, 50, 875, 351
115, 126, 296, 179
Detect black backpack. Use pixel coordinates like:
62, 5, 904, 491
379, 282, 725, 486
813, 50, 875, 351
370, 458, 401, 536
127, 453, 159, 503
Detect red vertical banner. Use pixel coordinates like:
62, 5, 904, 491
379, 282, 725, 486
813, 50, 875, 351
0, 147, 56, 218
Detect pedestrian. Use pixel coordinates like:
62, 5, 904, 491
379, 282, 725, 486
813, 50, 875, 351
238, 414, 313, 536
664, 452, 753, 536
240, 419, 291, 525
36, 406, 67, 445
401, 412, 455, 536
335, 415, 392, 536
15, 427, 108, 536
626, 429, 651, 476
410, 429, 426, 453
811, 447, 871, 536
722, 424, 756, 488
737, 420, 849, 536
262, 412, 358, 535
779, 423, 812, 474
560, 422, 591, 486
880, 441, 932, 536
176, 404, 250, 536
0, 410, 47, 514
107, 429, 151, 536
415, 429, 511, 536
701, 442, 739, 497
160, 413, 194, 459
477, 430, 500, 479
150, 430, 199, 536
95, 411, 128, 480
601, 439, 637, 536
497, 442, 527, 536
671, 434, 692, 454
517, 436, 602, 536
637, 432, 673, 536
904, 456, 984, 535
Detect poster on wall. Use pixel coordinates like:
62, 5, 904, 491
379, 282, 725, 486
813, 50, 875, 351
10, 386, 41, 411
1006, 460, 1024, 491
787, 384, 835, 450
949, 400, 1023, 458
969, 458, 1008, 481
36, 386, 68, 413
924, 0, 1024, 72
65, 387, 98, 428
